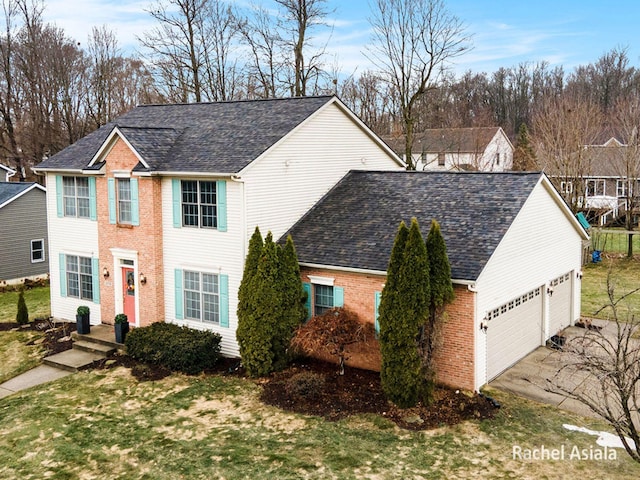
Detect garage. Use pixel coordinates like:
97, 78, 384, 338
548, 272, 573, 336
486, 286, 544, 380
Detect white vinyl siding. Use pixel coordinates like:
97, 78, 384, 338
243, 102, 402, 240
475, 180, 584, 389
46, 173, 102, 324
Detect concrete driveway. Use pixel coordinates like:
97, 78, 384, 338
488, 321, 622, 419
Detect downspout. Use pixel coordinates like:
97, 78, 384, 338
468, 282, 484, 392
230, 175, 246, 267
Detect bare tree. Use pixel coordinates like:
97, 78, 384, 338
367, 0, 470, 170
338, 70, 394, 134
532, 96, 603, 213
548, 273, 640, 463
274, 0, 330, 97
610, 97, 640, 256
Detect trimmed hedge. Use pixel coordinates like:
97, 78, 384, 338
125, 322, 222, 374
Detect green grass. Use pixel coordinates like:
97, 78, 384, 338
590, 229, 640, 255
0, 330, 44, 383
0, 370, 638, 479
0, 286, 50, 323
581, 256, 640, 320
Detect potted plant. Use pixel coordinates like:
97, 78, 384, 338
76, 306, 90, 334
114, 313, 129, 344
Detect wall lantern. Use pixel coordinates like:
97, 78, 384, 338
103, 267, 110, 279
140, 273, 147, 285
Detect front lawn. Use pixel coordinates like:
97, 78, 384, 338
0, 286, 50, 323
581, 255, 640, 319
0, 366, 638, 479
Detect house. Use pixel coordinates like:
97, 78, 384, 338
551, 138, 640, 226
33, 96, 404, 357
0, 182, 48, 285
1, 164, 16, 182
283, 171, 588, 390
383, 127, 514, 172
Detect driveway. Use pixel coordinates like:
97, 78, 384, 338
488, 321, 622, 419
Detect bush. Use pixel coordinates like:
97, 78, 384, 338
284, 371, 325, 400
125, 322, 222, 374
16, 290, 29, 325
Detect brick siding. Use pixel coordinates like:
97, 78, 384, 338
301, 266, 476, 391
96, 138, 165, 326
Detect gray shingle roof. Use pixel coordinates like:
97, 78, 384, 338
36, 96, 334, 173
282, 171, 544, 281
0, 182, 38, 207
382, 127, 502, 155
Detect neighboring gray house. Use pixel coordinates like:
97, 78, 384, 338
0, 182, 48, 285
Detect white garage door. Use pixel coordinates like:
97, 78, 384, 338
487, 286, 544, 380
549, 272, 573, 336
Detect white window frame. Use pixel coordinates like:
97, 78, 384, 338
181, 180, 218, 229
66, 255, 94, 300
560, 181, 573, 194
183, 269, 220, 324
117, 178, 132, 224
30, 239, 45, 263
62, 176, 90, 218
585, 179, 605, 197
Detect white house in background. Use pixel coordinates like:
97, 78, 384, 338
383, 127, 514, 172
1, 164, 16, 182
33, 95, 404, 358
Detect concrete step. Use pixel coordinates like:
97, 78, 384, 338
71, 324, 123, 351
72, 340, 116, 356
43, 349, 105, 373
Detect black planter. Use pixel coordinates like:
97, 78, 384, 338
76, 314, 90, 334
548, 334, 566, 350
114, 322, 129, 344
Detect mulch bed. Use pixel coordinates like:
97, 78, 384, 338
1, 319, 74, 356
3, 321, 498, 430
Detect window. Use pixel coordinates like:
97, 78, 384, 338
31, 239, 44, 263
183, 270, 220, 324
117, 179, 132, 224
63, 176, 90, 218
585, 179, 605, 197
66, 255, 93, 300
495, 152, 500, 166
560, 181, 573, 194
314, 284, 334, 316
617, 180, 633, 198
182, 180, 217, 228
438, 152, 445, 167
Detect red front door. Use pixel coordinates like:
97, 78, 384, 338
122, 267, 136, 325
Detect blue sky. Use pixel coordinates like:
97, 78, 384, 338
41, 0, 640, 77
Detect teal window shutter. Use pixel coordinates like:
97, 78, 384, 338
55, 175, 63, 217
219, 274, 229, 327
333, 287, 344, 308
59, 253, 67, 297
374, 291, 381, 335
216, 180, 227, 232
172, 179, 182, 228
302, 282, 312, 320
88, 177, 97, 221
174, 269, 184, 319
107, 178, 116, 224
130, 178, 139, 226
91, 257, 100, 304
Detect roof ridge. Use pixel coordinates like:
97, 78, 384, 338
134, 95, 335, 109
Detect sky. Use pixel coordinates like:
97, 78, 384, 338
40, 0, 640, 78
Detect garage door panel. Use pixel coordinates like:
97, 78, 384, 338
487, 287, 543, 380
549, 272, 572, 335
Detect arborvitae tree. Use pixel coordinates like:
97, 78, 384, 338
16, 290, 29, 325
378, 221, 408, 405
423, 219, 455, 401
237, 226, 263, 323
379, 218, 431, 408
513, 123, 537, 171
237, 233, 284, 377
273, 235, 306, 370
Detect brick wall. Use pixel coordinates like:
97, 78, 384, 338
300, 266, 476, 391
96, 138, 165, 326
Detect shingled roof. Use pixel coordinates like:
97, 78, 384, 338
36, 96, 334, 173
383, 127, 503, 155
282, 171, 545, 281
0, 182, 42, 208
